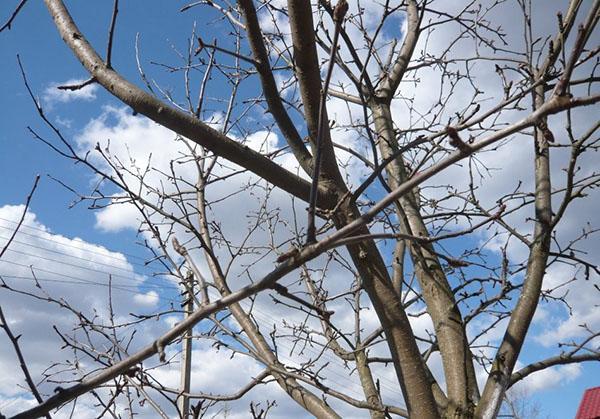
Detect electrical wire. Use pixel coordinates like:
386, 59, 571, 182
0, 259, 177, 292
0, 217, 407, 405
0, 259, 406, 403
0, 233, 153, 274
0, 217, 156, 266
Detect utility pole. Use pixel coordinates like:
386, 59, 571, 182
178, 272, 194, 418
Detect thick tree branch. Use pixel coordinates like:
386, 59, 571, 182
10, 81, 595, 419
43, 0, 331, 207
509, 353, 599, 386
237, 0, 314, 174
378, 0, 419, 101
287, 0, 340, 177
306, 0, 348, 244
193, 168, 341, 418
477, 3, 599, 414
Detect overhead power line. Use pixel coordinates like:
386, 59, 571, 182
1, 247, 152, 282
0, 216, 157, 265
0, 259, 178, 292
0, 233, 155, 274
0, 219, 407, 405
1, 274, 179, 300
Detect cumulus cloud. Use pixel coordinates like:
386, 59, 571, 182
5, 1, 597, 416
133, 290, 159, 306
368, 0, 600, 406
94, 199, 141, 232
512, 362, 582, 394
42, 78, 99, 107
63, 2, 598, 413
533, 264, 600, 346
67, 105, 413, 416
0, 205, 175, 416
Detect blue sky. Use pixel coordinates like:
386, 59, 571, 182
1, 1, 202, 245
0, 1, 598, 418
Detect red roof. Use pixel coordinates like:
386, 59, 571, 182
576, 387, 600, 419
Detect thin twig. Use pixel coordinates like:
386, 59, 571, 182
0, 306, 51, 419
0, 0, 29, 32
105, 0, 119, 67
0, 175, 40, 259
56, 78, 95, 91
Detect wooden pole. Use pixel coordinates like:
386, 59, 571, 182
178, 272, 194, 418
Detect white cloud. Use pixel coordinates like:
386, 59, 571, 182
133, 290, 159, 306
94, 199, 141, 232
42, 78, 99, 107
0, 205, 177, 416
63, 2, 598, 412
3, 104, 397, 416
5, 1, 597, 417
513, 363, 582, 394
0, 396, 37, 417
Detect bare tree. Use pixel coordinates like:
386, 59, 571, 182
1, 0, 599, 418
498, 386, 549, 419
